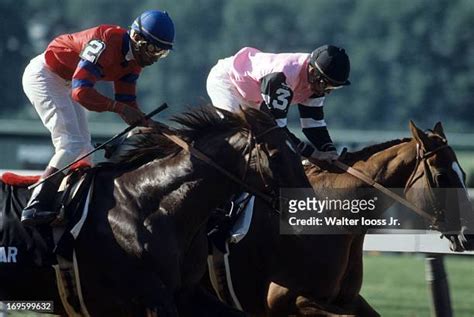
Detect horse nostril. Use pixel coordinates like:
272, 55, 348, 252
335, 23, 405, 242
458, 227, 474, 251
435, 174, 448, 187
446, 234, 464, 252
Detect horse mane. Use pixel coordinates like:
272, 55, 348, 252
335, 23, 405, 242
172, 105, 246, 140
305, 138, 413, 174
343, 138, 412, 164
115, 105, 273, 167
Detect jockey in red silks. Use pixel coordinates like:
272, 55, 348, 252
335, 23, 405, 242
21, 10, 175, 226
206, 45, 350, 161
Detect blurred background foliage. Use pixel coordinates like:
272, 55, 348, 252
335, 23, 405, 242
1, 0, 474, 132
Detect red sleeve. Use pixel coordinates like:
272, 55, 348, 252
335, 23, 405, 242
113, 71, 140, 109
71, 59, 121, 113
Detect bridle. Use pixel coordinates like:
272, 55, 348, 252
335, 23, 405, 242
333, 140, 451, 230
161, 124, 282, 210
404, 141, 450, 229
240, 125, 281, 199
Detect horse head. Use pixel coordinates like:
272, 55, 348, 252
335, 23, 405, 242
405, 120, 474, 251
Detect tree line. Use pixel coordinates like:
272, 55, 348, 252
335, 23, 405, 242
1, 0, 473, 133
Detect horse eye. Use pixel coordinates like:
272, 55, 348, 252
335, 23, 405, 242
268, 148, 279, 160
435, 174, 449, 186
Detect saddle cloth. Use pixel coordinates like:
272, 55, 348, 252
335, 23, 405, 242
0, 166, 95, 267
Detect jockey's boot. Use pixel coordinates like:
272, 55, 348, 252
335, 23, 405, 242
21, 166, 65, 226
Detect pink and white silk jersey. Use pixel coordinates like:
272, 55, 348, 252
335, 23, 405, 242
229, 47, 313, 104
207, 47, 321, 110
207, 47, 336, 157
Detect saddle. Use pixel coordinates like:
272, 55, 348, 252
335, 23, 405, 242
0, 128, 148, 316
1, 164, 99, 316
0, 164, 96, 263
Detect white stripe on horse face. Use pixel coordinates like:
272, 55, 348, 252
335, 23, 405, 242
452, 162, 466, 189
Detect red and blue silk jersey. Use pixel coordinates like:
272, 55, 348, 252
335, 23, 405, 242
44, 24, 142, 112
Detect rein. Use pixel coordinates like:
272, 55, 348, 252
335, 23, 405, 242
160, 125, 280, 208
332, 143, 450, 230
404, 143, 450, 225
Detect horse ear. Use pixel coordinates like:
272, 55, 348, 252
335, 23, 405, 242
409, 120, 431, 150
433, 121, 446, 139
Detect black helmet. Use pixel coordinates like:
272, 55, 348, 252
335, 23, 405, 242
309, 45, 350, 86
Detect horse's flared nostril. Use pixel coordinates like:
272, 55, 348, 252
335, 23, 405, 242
448, 236, 464, 252
458, 226, 474, 251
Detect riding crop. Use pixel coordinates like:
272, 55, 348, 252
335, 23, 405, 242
28, 103, 169, 190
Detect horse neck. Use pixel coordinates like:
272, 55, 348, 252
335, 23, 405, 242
127, 131, 248, 226
356, 139, 418, 188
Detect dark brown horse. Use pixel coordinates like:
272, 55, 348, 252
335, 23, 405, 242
213, 121, 473, 316
0, 106, 311, 316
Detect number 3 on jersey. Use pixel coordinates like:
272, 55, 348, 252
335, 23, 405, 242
80, 40, 106, 64
272, 87, 291, 110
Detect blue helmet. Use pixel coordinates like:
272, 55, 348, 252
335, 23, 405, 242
131, 10, 175, 50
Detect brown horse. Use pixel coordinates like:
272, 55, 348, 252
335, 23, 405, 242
212, 121, 473, 316
0, 106, 311, 316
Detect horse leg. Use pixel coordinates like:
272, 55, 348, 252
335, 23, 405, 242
352, 295, 380, 317
176, 227, 246, 316
295, 295, 357, 317
266, 281, 348, 316
76, 251, 178, 317
266, 282, 296, 317
333, 235, 380, 317
142, 276, 178, 317
0, 266, 66, 315
177, 286, 246, 317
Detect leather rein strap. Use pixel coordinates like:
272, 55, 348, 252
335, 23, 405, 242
332, 159, 439, 227
160, 127, 278, 207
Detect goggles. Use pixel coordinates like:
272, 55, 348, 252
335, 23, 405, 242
137, 40, 170, 59
319, 76, 343, 92
309, 70, 343, 93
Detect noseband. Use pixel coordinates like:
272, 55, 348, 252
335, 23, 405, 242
333, 141, 451, 230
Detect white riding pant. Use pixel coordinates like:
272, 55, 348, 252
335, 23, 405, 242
206, 57, 256, 112
22, 54, 94, 170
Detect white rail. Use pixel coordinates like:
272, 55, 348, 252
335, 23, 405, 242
364, 233, 474, 255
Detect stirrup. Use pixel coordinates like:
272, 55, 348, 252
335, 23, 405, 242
21, 207, 58, 226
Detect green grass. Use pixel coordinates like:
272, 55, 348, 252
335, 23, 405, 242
361, 253, 474, 317
3, 254, 472, 316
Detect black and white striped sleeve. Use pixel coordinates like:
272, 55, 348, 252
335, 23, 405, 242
298, 97, 336, 152
260, 72, 294, 128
